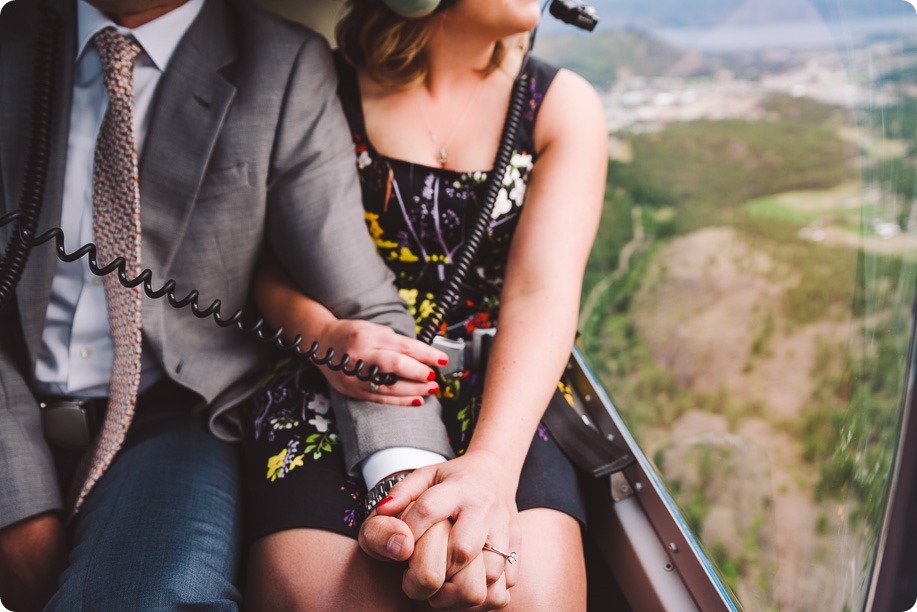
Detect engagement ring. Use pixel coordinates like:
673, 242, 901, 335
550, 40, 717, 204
482, 543, 517, 565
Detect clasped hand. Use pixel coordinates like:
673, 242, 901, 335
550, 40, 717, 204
358, 451, 521, 610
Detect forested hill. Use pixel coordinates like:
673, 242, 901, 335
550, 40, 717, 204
536, 29, 684, 87
546, 0, 909, 30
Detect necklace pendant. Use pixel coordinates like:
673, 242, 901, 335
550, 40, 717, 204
438, 147, 448, 166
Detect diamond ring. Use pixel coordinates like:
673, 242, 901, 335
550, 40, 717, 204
482, 543, 517, 565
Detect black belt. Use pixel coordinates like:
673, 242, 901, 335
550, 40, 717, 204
37, 394, 108, 451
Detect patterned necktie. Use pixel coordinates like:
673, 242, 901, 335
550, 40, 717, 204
71, 28, 144, 512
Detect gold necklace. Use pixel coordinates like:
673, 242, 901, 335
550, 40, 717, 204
416, 79, 485, 167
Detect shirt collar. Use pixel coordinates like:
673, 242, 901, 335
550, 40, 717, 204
76, 0, 205, 71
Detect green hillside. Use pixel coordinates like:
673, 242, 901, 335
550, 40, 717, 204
537, 29, 683, 86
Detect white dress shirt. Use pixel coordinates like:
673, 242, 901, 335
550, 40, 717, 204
34, 0, 442, 486
35, 0, 205, 398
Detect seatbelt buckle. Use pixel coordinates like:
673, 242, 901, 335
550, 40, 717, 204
471, 328, 496, 374
432, 328, 497, 379
431, 336, 468, 379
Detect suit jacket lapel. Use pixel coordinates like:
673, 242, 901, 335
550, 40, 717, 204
3, 0, 76, 368
138, 0, 238, 283
5, 0, 238, 367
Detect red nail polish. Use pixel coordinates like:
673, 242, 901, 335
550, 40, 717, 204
427, 371, 437, 381
429, 384, 439, 394
412, 398, 423, 407
438, 357, 449, 366
378, 496, 394, 507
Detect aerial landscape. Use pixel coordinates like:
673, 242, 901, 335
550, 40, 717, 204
0, 0, 914, 609
538, 1, 917, 609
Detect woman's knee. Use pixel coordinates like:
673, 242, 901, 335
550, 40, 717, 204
507, 508, 586, 611
245, 529, 408, 612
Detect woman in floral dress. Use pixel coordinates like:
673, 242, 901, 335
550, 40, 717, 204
242, 0, 607, 609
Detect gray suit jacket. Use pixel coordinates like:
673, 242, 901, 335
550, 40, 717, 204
0, 0, 452, 529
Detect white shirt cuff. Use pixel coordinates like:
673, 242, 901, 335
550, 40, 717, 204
361, 448, 447, 489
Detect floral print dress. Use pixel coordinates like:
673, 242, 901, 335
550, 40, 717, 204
243, 55, 586, 542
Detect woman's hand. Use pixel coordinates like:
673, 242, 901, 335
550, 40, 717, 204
317, 318, 448, 406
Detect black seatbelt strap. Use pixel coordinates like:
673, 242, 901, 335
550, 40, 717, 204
541, 389, 635, 478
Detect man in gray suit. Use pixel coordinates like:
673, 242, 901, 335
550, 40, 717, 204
0, 0, 457, 608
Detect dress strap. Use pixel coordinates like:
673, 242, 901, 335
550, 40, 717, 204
522, 56, 559, 121
332, 51, 369, 140
516, 56, 561, 157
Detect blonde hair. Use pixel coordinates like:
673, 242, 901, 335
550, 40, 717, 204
336, 0, 507, 89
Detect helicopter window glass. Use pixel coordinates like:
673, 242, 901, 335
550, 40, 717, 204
541, 1, 917, 608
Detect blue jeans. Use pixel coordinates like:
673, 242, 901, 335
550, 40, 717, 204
45, 383, 242, 611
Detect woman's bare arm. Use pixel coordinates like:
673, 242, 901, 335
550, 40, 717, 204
375, 67, 607, 600
255, 252, 448, 405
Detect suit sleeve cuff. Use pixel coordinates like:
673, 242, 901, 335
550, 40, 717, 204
361, 448, 446, 489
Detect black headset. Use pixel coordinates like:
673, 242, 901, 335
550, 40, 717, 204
381, 0, 598, 31
380, 0, 447, 18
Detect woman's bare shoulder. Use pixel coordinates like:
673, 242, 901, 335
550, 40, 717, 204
535, 67, 606, 154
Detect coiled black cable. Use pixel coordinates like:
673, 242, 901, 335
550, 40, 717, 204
0, 2, 61, 308
0, 210, 396, 385
417, 61, 530, 345
0, 0, 393, 386
416, 1, 581, 342
0, 5, 543, 385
